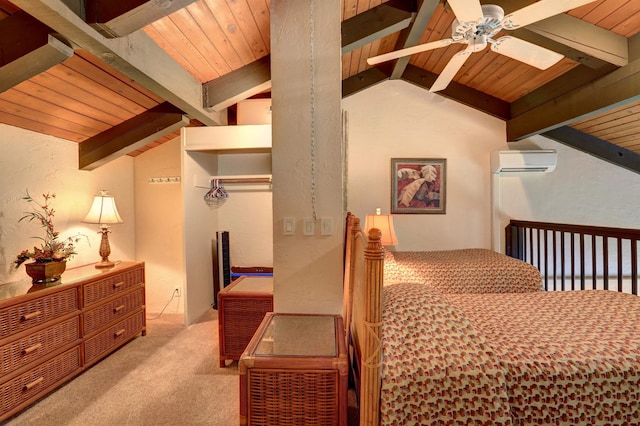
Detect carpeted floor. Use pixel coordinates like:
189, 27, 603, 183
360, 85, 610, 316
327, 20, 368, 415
3, 309, 239, 426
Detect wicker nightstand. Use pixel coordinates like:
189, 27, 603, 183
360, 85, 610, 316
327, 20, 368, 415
239, 313, 348, 426
218, 276, 274, 367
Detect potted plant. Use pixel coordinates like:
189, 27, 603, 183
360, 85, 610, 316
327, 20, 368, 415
14, 191, 85, 284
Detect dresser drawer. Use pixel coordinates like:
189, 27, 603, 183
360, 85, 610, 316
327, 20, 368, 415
0, 316, 80, 377
83, 267, 144, 307
0, 346, 81, 417
83, 310, 145, 365
0, 288, 78, 339
83, 287, 145, 335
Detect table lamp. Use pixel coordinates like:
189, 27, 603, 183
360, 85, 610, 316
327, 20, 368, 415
364, 208, 398, 246
83, 190, 123, 268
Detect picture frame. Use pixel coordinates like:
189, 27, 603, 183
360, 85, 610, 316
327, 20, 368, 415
391, 158, 446, 214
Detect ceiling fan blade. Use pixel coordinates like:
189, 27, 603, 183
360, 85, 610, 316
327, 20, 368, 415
447, 0, 484, 23
429, 47, 473, 93
366, 39, 454, 66
502, 0, 597, 29
491, 36, 563, 70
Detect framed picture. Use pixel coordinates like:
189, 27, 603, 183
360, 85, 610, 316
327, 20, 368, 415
391, 158, 446, 214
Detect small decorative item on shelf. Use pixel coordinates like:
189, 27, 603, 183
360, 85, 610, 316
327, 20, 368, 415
14, 191, 85, 284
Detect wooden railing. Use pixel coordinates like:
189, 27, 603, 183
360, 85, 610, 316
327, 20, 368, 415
505, 220, 640, 295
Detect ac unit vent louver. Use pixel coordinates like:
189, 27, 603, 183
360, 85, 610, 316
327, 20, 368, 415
491, 150, 557, 175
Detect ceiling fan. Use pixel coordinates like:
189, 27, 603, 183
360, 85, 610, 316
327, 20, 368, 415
367, 0, 597, 92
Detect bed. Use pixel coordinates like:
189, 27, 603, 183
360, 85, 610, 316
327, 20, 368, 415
343, 213, 640, 425
383, 248, 542, 293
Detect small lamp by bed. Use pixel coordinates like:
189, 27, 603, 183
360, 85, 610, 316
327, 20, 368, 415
365, 208, 398, 246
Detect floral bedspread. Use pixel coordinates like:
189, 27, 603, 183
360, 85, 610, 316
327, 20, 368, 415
445, 290, 640, 425
381, 283, 513, 425
383, 248, 542, 293
382, 283, 640, 425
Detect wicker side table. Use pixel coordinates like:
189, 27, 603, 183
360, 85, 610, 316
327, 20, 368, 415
218, 276, 274, 367
239, 313, 348, 426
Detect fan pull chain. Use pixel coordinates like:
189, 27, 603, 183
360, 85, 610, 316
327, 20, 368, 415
309, 0, 317, 223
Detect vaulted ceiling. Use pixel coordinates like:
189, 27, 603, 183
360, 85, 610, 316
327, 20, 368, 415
1, 0, 639, 173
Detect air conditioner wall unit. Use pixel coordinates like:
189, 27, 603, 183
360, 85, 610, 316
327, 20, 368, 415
491, 150, 557, 175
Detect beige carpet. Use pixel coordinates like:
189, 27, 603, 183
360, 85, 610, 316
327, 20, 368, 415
3, 309, 239, 426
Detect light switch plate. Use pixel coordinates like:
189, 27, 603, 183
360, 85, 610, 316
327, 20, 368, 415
303, 218, 315, 236
320, 217, 333, 235
283, 217, 295, 235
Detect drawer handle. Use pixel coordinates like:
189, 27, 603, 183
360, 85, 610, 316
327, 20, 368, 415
114, 305, 125, 313
21, 311, 42, 321
114, 328, 126, 337
23, 343, 42, 355
113, 281, 125, 289
24, 376, 44, 391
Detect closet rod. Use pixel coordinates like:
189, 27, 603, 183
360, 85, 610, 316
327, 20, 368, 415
210, 176, 272, 184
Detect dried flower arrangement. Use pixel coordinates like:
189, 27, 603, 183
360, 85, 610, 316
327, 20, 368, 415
14, 191, 86, 269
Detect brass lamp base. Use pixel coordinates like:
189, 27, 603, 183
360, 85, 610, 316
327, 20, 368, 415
95, 260, 115, 269
94, 225, 115, 269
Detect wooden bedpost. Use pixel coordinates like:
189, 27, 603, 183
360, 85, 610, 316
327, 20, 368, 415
361, 228, 384, 426
343, 213, 359, 348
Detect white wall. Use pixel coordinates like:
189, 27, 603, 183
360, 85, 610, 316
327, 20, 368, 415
134, 138, 184, 314
497, 136, 640, 238
345, 80, 640, 252
344, 80, 507, 251
0, 124, 135, 284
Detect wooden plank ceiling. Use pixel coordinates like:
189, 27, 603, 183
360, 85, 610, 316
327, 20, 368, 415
0, 0, 639, 172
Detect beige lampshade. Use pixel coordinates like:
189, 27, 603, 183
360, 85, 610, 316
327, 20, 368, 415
83, 190, 123, 224
364, 213, 398, 246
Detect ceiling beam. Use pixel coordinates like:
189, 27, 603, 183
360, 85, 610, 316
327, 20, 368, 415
390, 0, 439, 80
343, 66, 392, 98
0, 11, 73, 93
85, 0, 199, 38
79, 102, 189, 170
510, 62, 617, 117
526, 14, 628, 67
401, 64, 510, 119
507, 57, 640, 141
543, 126, 640, 175
341, 0, 416, 54
203, 55, 271, 111
12, 0, 225, 126
489, 0, 627, 66
206, 1, 420, 111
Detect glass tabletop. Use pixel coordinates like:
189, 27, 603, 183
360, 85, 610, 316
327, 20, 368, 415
254, 315, 336, 357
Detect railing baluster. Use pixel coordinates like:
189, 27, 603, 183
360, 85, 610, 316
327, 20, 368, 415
505, 220, 640, 296
632, 239, 638, 295
579, 233, 585, 290
603, 237, 609, 291
591, 235, 597, 290
552, 231, 557, 291
561, 232, 566, 291
618, 237, 623, 292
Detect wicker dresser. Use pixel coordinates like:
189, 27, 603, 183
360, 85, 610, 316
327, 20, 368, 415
239, 313, 348, 426
0, 261, 145, 421
218, 276, 273, 367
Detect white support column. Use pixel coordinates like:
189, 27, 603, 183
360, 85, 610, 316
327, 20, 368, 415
271, 0, 343, 314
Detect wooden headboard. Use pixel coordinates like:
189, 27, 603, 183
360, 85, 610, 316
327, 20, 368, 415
343, 212, 384, 426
